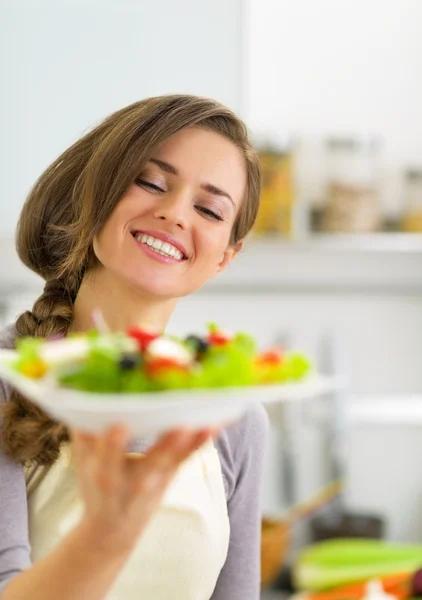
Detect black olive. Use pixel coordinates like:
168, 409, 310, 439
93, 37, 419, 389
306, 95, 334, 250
119, 354, 141, 370
185, 335, 209, 354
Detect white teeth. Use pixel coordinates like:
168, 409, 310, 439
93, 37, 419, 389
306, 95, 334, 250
134, 233, 184, 260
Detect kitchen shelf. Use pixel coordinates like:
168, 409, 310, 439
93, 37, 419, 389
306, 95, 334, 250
347, 395, 422, 427
203, 233, 422, 294
247, 232, 422, 253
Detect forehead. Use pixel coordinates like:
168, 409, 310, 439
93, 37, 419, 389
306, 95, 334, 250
152, 127, 247, 205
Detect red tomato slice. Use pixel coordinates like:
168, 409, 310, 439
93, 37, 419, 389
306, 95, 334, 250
146, 357, 188, 376
208, 331, 231, 346
256, 349, 284, 365
127, 327, 159, 351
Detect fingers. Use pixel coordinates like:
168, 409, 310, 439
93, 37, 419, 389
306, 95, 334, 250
70, 429, 98, 495
148, 428, 210, 467
71, 424, 215, 494
128, 428, 212, 495
70, 429, 96, 467
96, 425, 131, 494
71, 426, 130, 497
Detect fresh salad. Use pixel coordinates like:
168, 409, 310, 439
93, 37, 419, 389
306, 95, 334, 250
12, 323, 311, 394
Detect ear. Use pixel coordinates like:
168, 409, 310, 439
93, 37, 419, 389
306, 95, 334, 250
212, 240, 243, 277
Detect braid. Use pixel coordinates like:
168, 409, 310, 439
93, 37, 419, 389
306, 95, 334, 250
1, 278, 78, 466
16, 279, 74, 338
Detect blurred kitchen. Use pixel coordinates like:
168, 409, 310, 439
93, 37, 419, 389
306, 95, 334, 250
1, 1, 422, 598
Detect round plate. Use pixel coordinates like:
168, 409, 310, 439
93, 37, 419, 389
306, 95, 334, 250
0, 349, 342, 436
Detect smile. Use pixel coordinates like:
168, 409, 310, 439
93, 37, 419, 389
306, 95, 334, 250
132, 233, 185, 261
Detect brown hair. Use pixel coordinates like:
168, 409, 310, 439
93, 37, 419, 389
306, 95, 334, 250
1, 94, 261, 466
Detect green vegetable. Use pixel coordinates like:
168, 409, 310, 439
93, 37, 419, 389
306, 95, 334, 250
59, 344, 120, 392
15, 337, 42, 357
281, 352, 312, 381
207, 322, 219, 333
149, 368, 192, 391
233, 332, 257, 358
200, 343, 254, 387
293, 538, 422, 592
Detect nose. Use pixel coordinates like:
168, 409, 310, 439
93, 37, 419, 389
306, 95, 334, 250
153, 191, 189, 230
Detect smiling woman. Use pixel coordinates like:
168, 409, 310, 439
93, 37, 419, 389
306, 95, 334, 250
93, 126, 247, 301
0, 95, 266, 600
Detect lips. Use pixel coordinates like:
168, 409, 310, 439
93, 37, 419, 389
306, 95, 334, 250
131, 229, 188, 259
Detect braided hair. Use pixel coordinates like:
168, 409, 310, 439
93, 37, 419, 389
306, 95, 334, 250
2, 279, 76, 464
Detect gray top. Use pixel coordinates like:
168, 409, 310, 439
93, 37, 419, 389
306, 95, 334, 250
0, 325, 268, 599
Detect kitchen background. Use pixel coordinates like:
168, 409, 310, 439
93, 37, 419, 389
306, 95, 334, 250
1, 0, 422, 595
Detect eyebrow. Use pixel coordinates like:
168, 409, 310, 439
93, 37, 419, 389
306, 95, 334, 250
149, 158, 236, 210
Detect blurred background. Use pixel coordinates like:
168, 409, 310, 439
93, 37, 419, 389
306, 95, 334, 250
1, 0, 422, 596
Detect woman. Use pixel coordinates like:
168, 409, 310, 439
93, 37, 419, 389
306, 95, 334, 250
0, 95, 268, 600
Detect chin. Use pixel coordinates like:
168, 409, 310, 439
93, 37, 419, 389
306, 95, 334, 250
124, 271, 183, 299
132, 275, 208, 299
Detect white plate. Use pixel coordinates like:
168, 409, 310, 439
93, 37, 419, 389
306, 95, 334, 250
0, 349, 342, 436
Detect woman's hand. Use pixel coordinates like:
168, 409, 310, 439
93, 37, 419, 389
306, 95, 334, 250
71, 425, 213, 557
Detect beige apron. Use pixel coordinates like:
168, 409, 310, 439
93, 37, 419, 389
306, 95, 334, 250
24, 439, 230, 600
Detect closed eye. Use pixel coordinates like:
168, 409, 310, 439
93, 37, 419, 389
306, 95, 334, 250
135, 178, 165, 193
196, 206, 224, 221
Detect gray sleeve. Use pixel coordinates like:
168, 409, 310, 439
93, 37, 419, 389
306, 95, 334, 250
212, 403, 269, 600
0, 378, 32, 597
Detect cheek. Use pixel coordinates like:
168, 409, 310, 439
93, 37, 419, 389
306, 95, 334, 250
95, 197, 134, 247
92, 213, 121, 264
200, 228, 231, 261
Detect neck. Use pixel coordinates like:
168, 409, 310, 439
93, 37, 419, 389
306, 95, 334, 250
70, 268, 178, 334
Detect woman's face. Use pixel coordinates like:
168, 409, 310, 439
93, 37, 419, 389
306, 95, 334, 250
93, 127, 247, 298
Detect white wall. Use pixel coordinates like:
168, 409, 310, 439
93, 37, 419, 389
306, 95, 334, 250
0, 0, 244, 234
246, 0, 422, 216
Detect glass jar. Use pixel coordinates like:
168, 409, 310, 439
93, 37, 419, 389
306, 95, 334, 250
253, 136, 295, 238
401, 169, 422, 232
321, 137, 382, 233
